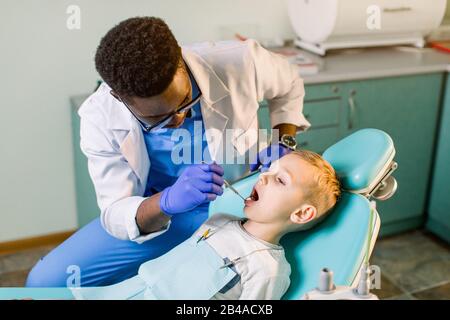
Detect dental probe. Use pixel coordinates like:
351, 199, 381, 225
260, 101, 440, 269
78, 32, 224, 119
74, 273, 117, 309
223, 179, 246, 201
201, 160, 246, 201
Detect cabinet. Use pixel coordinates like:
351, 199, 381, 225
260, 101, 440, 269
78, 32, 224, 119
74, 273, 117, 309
257, 73, 444, 236
71, 95, 100, 227
340, 74, 443, 236
258, 83, 344, 153
427, 75, 450, 244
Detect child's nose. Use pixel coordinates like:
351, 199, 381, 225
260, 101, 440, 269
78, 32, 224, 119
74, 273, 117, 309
259, 172, 274, 185
259, 175, 267, 185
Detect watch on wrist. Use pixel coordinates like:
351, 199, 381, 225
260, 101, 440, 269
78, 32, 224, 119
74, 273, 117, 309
279, 134, 297, 151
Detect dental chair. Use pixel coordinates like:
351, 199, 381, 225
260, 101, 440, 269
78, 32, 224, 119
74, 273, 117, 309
209, 128, 398, 299
0, 128, 397, 300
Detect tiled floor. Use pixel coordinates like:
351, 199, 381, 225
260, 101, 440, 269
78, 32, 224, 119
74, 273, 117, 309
371, 229, 450, 300
0, 245, 55, 287
0, 229, 449, 299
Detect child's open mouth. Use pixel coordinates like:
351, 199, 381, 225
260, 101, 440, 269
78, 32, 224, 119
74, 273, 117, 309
244, 187, 259, 206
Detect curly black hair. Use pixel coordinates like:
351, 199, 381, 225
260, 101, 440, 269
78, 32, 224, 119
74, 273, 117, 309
95, 17, 182, 98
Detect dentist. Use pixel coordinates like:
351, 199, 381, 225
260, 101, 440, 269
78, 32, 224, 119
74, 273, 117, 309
26, 17, 310, 287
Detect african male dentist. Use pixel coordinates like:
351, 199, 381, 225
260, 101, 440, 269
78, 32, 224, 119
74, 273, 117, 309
26, 17, 310, 287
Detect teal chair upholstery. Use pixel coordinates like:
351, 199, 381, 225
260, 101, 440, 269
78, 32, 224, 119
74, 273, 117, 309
0, 129, 393, 300
209, 128, 394, 299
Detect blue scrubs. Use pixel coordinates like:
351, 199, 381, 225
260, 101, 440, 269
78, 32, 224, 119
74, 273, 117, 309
26, 71, 212, 287
143, 77, 211, 196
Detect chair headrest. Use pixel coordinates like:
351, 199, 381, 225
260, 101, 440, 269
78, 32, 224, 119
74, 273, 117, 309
322, 129, 395, 193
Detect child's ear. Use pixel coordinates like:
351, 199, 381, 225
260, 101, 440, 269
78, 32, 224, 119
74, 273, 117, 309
290, 204, 317, 225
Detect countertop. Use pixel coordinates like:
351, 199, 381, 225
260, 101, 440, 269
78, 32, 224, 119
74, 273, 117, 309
298, 46, 450, 84
71, 46, 450, 108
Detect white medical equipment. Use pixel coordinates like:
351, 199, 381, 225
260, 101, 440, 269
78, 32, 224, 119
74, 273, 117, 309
287, 0, 447, 55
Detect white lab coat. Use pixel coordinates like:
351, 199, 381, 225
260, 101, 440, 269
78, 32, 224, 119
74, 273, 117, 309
78, 39, 310, 243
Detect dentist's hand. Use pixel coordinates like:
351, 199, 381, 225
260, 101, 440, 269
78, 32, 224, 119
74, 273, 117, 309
250, 143, 291, 172
159, 163, 225, 215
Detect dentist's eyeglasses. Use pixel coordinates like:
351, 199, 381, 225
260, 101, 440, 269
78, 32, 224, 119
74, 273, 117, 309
113, 90, 202, 133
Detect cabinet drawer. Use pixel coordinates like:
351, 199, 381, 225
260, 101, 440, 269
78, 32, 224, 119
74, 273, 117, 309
258, 99, 341, 129
305, 83, 341, 101
303, 99, 340, 128
297, 127, 340, 154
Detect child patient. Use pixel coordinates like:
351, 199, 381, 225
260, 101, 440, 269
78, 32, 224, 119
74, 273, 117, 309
202, 150, 341, 300
72, 150, 341, 300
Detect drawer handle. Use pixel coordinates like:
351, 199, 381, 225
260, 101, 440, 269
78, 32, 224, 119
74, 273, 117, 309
348, 90, 357, 130
304, 113, 310, 119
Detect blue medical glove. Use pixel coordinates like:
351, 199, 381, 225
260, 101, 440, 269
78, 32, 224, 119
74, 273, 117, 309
159, 163, 225, 215
250, 143, 291, 172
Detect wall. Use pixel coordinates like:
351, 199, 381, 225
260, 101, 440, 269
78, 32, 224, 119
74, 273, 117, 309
0, 0, 294, 242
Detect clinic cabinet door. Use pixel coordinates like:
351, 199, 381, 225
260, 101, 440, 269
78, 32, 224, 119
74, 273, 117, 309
339, 73, 444, 236
427, 74, 450, 244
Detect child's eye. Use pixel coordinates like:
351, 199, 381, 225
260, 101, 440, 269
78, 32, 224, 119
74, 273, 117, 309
277, 177, 285, 185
